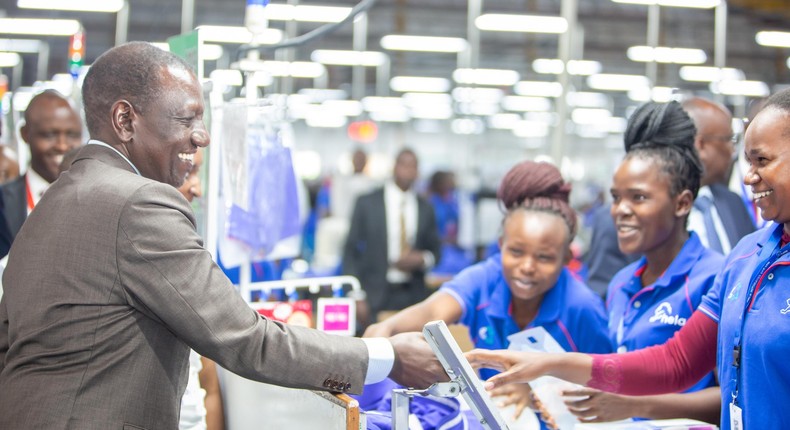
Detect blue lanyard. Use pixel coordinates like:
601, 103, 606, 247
730, 227, 789, 405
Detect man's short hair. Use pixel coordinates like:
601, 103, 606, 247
82, 42, 194, 136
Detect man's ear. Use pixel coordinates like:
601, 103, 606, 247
20, 122, 30, 145
675, 189, 694, 218
111, 100, 135, 143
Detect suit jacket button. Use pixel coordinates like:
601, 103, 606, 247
323, 378, 332, 388
344, 383, 352, 391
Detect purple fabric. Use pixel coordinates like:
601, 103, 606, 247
227, 143, 300, 254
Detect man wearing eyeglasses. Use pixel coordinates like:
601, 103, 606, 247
683, 97, 755, 255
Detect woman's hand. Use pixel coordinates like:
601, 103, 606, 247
489, 382, 536, 420
562, 387, 639, 423
465, 349, 550, 389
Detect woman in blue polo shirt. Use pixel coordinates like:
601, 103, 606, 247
364, 160, 611, 421
559, 101, 723, 423
466, 91, 790, 429
605, 101, 723, 382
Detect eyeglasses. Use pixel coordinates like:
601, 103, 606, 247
700, 134, 739, 146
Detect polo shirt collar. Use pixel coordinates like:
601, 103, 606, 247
484, 261, 566, 326
623, 232, 706, 293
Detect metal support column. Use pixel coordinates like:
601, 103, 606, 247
551, 0, 577, 164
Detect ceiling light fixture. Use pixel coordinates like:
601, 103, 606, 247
710, 80, 770, 97
390, 76, 451, 93
18, 0, 125, 13
198, 26, 283, 44
611, 0, 720, 8
755, 31, 790, 48
587, 74, 650, 91
266, 4, 351, 23
0, 52, 22, 68
381, 35, 469, 53
311, 49, 388, 67
453, 68, 520, 86
678, 66, 744, 82
0, 18, 81, 36
532, 59, 602, 75
475, 14, 568, 33
627, 46, 707, 64
0, 39, 42, 53
514, 81, 563, 98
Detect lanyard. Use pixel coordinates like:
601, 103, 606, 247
730, 227, 789, 406
25, 176, 35, 212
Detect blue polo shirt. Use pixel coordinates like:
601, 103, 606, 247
698, 223, 790, 429
440, 254, 612, 381
606, 232, 722, 393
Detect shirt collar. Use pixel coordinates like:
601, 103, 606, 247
26, 166, 50, 203
626, 232, 707, 292
87, 139, 141, 176
385, 180, 413, 200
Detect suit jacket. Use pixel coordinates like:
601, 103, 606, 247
583, 184, 756, 298
0, 145, 368, 430
342, 187, 441, 313
0, 175, 27, 242
709, 183, 756, 247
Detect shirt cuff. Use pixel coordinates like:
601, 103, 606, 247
422, 251, 436, 270
362, 337, 395, 384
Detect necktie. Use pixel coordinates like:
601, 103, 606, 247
694, 195, 723, 253
399, 198, 409, 256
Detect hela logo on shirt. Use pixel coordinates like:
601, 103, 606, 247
781, 299, 790, 315
648, 302, 687, 327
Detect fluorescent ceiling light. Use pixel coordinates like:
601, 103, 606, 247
628, 86, 674, 102
627, 46, 707, 64
452, 87, 504, 103
198, 26, 283, 44
402, 92, 452, 107
361, 96, 405, 112
488, 113, 522, 130
532, 58, 601, 75
370, 110, 410, 123
322, 100, 362, 117
298, 88, 348, 102
0, 18, 81, 36
311, 49, 387, 67
710, 80, 770, 97
513, 120, 549, 138
0, 52, 22, 68
756, 31, 790, 48
153, 42, 224, 61
390, 76, 451, 93
611, 0, 720, 8
411, 105, 454, 120
571, 108, 611, 124
475, 14, 567, 34
381, 35, 468, 53
209, 69, 243, 87
679, 66, 744, 82
502, 96, 551, 112
452, 118, 485, 135
255, 61, 325, 78
453, 68, 520, 86
567, 92, 610, 108
587, 73, 650, 91
514, 81, 563, 98
306, 111, 347, 128
0, 39, 42, 53
266, 4, 351, 23
18, 0, 125, 13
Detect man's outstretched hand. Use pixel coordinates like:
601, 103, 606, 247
387, 332, 449, 389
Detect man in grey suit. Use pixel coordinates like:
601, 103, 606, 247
0, 42, 444, 429
0, 90, 82, 257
